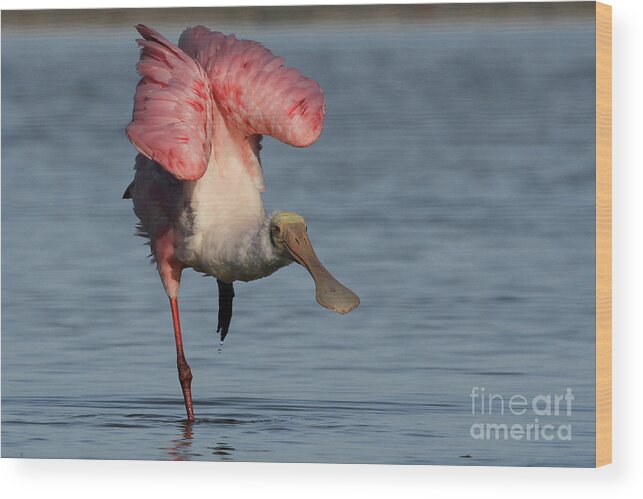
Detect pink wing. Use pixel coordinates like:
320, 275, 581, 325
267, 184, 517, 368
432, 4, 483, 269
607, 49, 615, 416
179, 26, 325, 148
126, 25, 214, 181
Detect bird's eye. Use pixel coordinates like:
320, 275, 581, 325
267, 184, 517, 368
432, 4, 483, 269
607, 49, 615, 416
274, 225, 281, 236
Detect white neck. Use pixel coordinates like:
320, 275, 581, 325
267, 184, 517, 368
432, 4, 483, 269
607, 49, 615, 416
213, 214, 293, 282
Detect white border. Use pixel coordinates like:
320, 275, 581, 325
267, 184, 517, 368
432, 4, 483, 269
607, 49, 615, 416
1, 0, 641, 497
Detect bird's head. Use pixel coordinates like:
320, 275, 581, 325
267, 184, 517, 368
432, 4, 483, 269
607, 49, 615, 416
270, 211, 360, 315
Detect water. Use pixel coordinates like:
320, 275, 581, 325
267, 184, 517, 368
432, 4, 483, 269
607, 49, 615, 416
2, 14, 596, 465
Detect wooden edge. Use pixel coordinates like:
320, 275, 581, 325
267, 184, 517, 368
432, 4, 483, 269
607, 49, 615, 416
595, 1, 612, 468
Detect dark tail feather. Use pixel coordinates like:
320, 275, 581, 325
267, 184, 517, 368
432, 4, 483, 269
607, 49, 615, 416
216, 280, 235, 342
122, 180, 135, 199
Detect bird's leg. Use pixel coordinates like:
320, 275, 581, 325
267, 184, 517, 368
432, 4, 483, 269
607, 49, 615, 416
154, 226, 193, 420
216, 279, 235, 342
169, 297, 195, 422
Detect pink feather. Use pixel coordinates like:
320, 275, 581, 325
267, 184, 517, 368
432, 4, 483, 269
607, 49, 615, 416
179, 26, 325, 148
128, 25, 325, 183
126, 25, 214, 181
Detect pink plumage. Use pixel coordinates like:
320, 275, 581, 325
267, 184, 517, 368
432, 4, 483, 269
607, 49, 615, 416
127, 24, 325, 182
126, 25, 214, 181
179, 26, 325, 148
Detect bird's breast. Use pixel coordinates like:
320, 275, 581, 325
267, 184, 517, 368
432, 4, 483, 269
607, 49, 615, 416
174, 154, 281, 282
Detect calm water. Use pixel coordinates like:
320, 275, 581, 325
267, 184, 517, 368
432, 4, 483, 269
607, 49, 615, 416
2, 17, 596, 465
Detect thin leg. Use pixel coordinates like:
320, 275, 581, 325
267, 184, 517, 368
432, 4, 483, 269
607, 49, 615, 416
216, 279, 235, 342
170, 297, 194, 421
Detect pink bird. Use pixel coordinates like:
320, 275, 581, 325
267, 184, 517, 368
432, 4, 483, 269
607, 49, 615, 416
123, 25, 359, 421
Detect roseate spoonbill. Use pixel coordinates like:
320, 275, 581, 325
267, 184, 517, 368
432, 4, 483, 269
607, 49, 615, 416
123, 25, 359, 421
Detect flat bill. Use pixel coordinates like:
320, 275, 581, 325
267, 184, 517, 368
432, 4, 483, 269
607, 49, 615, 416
283, 224, 360, 314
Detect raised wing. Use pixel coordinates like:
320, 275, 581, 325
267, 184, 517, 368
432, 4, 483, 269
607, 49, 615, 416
179, 26, 325, 148
126, 25, 214, 181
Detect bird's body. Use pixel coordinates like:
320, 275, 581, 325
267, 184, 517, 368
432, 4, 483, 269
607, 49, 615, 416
128, 25, 313, 286
131, 149, 287, 285
124, 25, 358, 421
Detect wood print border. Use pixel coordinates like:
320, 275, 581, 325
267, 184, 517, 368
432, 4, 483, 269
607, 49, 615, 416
595, 1, 612, 468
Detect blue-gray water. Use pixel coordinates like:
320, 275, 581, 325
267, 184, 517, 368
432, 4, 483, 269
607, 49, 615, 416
2, 14, 596, 466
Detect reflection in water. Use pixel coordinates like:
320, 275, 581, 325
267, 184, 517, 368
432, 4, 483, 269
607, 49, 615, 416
208, 441, 235, 461
163, 420, 236, 461
164, 420, 194, 461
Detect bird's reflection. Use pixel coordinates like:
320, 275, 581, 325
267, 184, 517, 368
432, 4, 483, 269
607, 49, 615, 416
165, 420, 194, 461
164, 419, 236, 461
